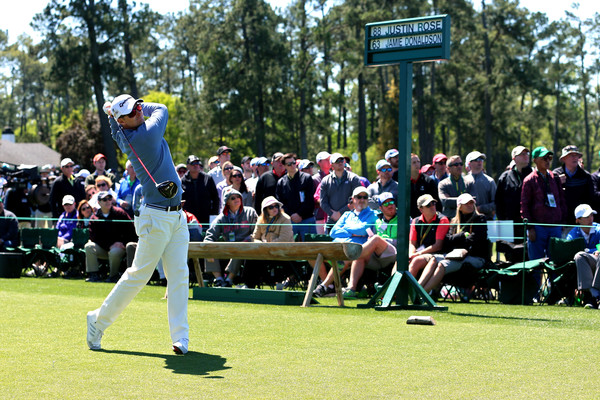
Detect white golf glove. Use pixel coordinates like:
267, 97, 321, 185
103, 101, 113, 117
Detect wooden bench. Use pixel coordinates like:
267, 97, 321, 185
187, 241, 363, 307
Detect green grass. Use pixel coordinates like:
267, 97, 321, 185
1, 278, 599, 399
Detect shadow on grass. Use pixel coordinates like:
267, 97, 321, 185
448, 312, 556, 323
98, 349, 230, 377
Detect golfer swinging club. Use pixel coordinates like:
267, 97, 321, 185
87, 94, 190, 354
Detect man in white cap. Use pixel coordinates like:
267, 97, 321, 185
312, 151, 331, 234
313, 186, 377, 297
567, 204, 600, 308
495, 146, 532, 242
465, 150, 496, 220
319, 152, 361, 231
552, 145, 594, 227
49, 157, 86, 219
88, 94, 190, 354
367, 159, 398, 210
385, 148, 399, 181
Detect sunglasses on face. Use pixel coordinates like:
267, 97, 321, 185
382, 200, 395, 207
228, 195, 241, 201
449, 163, 463, 167
258, 162, 270, 166
285, 161, 296, 167
190, 162, 200, 166
231, 174, 243, 178
63, 164, 74, 169
223, 167, 234, 171
333, 159, 345, 164
127, 104, 142, 118
81, 206, 92, 211
354, 195, 368, 200
379, 167, 392, 173
100, 197, 112, 202
473, 157, 485, 162
543, 155, 553, 161
266, 204, 280, 210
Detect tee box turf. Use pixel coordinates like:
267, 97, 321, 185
192, 287, 318, 306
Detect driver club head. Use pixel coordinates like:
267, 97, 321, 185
157, 181, 178, 199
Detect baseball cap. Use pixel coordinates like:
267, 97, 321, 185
93, 153, 106, 163
432, 153, 447, 164
176, 163, 187, 171
559, 145, 582, 162
97, 191, 112, 201
531, 146, 553, 159
186, 155, 200, 164
575, 204, 597, 219
385, 149, 399, 159
465, 151, 486, 164
62, 195, 75, 205
511, 146, 529, 159
256, 156, 269, 166
217, 146, 233, 155
298, 159, 314, 170
351, 186, 369, 198
375, 159, 391, 171
272, 152, 284, 163
111, 94, 143, 120
330, 153, 345, 163
60, 158, 75, 168
456, 193, 476, 206
241, 156, 252, 164
76, 169, 90, 178
417, 194, 436, 208
376, 192, 395, 206
420, 164, 434, 174
208, 156, 219, 165
316, 151, 330, 163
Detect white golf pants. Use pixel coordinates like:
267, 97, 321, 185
94, 204, 190, 343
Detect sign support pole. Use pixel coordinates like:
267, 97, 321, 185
359, 14, 451, 310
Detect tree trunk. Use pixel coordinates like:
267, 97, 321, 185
84, 0, 118, 171
481, 1, 494, 176
358, 72, 367, 177
118, 0, 138, 98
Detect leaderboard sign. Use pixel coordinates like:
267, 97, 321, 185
365, 15, 450, 66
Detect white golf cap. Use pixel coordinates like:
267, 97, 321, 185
465, 151, 486, 164
60, 158, 74, 168
375, 159, 391, 171
456, 193, 476, 206
111, 94, 143, 120
316, 151, 331, 162
385, 149, 399, 159
511, 146, 529, 159
330, 153, 345, 163
352, 186, 369, 198
62, 195, 75, 205
575, 204, 597, 219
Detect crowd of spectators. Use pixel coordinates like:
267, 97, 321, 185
5, 142, 600, 308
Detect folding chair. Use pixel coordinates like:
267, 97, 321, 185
61, 228, 89, 278
545, 237, 585, 305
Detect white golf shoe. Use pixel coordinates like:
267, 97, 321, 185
86, 310, 103, 350
173, 338, 188, 355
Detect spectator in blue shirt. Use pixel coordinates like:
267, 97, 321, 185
116, 160, 140, 218
56, 195, 78, 249
313, 186, 377, 297
567, 204, 600, 308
